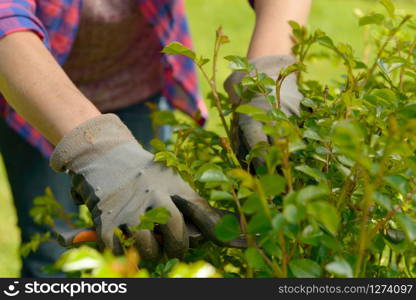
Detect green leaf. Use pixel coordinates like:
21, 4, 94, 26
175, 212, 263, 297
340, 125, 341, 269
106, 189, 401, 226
168, 261, 219, 278
161, 42, 196, 60
29, 188, 62, 227
295, 165, 327, 183
21, 232, 51, 257
380, 0, 395, 18
150, 138, 166, 152
198, 169, 229, 183
385, 228, 406, 244
288, 20, 301, 31
243, 195, 262, 215
196, 57, 210, 67
307, 201, 340, 236
398, 103, 416, 120
377, 59, 390, 77
359, 13, 385, 26
289, 140, 307, 152
337, 43, 354, 59
331, 121, 364, 154
303, 128, 323, 141
272, 214, 285, 231
196, 164, 229, 183
228, 169, 254, 188
154, 151, 179, 168
247, 213, 272, 234
384, 175, 410, 195
238, 187, 253, 199
395, 213, 416, 242
256, 72, 275, 87
55, 246, 103, 273
152, 110, 177, 126
317, 35, 335, 49
245, 248, 267, 269
214, 215, 241, 242
289, 21, 307, 41
135, 207, 172, 231
259, 174, 286, 197
320, 234, 340, 251
284, 204, 299, 224
301, 98, 318, 109
300, 225, 321, 246
296, 185, 329, 205
372, 191, 392, 211
325, 259, 353, 278
372, 88, 397, 104
371, 234, 386, 252
289, 259, 322, 278
218, 34, 230, 45
224, 55, 251, 72
163, 259, 180, 274
236, 104, 265, 115
365, 88, 398, 109
210, 190, 233, 201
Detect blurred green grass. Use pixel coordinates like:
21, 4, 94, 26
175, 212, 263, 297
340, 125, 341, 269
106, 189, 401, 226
0, 0, 415, 277
0, 156, 20, 277
186, 0, 416, 131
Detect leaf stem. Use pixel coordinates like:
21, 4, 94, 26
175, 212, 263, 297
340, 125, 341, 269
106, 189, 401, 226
354, 168, 373, 277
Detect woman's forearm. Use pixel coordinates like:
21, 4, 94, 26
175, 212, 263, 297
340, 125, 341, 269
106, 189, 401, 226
248, 0, 312, 59
0, 31, 100, 145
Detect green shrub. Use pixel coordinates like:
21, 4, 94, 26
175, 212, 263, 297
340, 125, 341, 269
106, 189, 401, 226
25, 0, 416, 278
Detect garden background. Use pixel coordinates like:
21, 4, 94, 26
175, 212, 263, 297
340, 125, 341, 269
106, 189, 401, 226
0, 0, 415, 277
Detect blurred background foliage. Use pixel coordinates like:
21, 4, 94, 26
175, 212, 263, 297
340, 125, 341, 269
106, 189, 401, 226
0, 0, 416, 277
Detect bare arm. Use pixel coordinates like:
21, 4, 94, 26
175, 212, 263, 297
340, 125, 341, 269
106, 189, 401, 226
0, 31, 100, 145
248, 0, 312, 59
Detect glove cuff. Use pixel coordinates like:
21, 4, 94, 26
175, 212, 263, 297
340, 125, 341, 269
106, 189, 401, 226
50, 114, 136, 172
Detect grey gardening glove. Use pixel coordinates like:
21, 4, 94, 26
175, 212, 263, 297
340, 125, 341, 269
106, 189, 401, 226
50, 114, 226, 260
224, 55, 303, 168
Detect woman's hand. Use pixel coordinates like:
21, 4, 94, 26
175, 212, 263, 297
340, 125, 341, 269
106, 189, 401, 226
51, 114, 228, 260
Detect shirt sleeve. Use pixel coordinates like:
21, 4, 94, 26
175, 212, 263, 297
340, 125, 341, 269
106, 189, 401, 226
0, 0, 48, 44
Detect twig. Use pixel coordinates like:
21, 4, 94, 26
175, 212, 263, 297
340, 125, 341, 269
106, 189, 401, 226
363, 15, 412, 87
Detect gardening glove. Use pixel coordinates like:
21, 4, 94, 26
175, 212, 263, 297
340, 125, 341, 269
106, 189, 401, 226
50, 114, 227, 261
224, 55, 303, 168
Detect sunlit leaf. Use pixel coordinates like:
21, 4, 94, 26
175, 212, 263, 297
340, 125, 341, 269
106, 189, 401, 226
214, 215, 241, 242
289, 259, 322, 278
307, 201, 340, 236
325, 259, 353, 278
162, 42, 196, 60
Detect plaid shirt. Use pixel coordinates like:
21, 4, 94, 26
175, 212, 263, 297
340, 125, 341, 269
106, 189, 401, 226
0, 0, 208, 157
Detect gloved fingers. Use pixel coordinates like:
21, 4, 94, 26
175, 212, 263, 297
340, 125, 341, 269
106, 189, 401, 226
117, 205, 162, 261
153, 196, 189, 258
172, 195, 219, 244
172, 195, 233, 247
70, 186, 84, 205
98, 217, 162, 260
224, 71, 246, 105
132, 229, 162, 262
70, 173, 100, 209
239, 115, 269, 149
280, 74, 303, 116
238, 115, 269, 169
96, 221, 124, 255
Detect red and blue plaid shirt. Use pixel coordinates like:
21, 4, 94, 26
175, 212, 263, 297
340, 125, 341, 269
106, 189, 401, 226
0, 0, 208, 157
